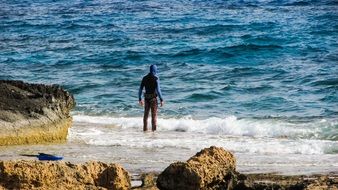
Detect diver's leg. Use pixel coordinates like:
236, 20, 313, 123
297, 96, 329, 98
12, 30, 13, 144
151, 98, 158, 131
143, 100, 150, 131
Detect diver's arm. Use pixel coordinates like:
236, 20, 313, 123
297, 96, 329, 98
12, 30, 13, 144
138, 79, 144, 106
156, 79, 163, 103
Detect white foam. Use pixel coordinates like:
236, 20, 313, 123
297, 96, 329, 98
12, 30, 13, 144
69, 115, 338, 155
73, 115, 335, 139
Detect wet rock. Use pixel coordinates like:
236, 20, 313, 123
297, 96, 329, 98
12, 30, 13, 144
132, 173, 159, 190
156, 146, 236, 190
0, 80, 75, 145
0, 160, 131, 190
236, 173, 338, 190
141, 173, 158, 188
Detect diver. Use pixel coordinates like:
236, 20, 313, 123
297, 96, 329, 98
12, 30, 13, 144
138, 64, 164, 132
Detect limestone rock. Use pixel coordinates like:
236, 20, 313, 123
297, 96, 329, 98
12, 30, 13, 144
0, 80, 75, 145
132, 173, 159, 190
0, 160, 131, 190
156, 146, 236, 190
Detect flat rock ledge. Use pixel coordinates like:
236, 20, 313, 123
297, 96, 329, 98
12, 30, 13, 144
156, 146, 236, 190
0, 80, 75, 145
0, 160, 131, 190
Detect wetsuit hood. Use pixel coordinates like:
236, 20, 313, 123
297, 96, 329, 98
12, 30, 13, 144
150, 64, 158, 76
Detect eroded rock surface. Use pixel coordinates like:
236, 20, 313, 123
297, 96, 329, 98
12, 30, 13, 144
0, 80, 75, 145
0, 160, 131, 190
156, 146, 236, 190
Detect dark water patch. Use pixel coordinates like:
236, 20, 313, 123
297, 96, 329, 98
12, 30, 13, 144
248, 22, 278, 31
187, 93, 218, 102
243, 85, 274, 93
314, 13, 338, 21
280, 0, 337, 6
156, 24, 244, 35
244, 97, 290, 109
53, 60, 77, 68
1, 21, 60, 31
173, 48, 203, 57
220, 85, 232, 91
0, 74, 14, 80
63, 23, 96, 30
47, 38, 76, 43
240, 34, 252, 39
209, 90, 224, 96
243, 35, 287, 45
64, 83, 102, 94
323, 109, 338, 118
194, 24, 244, 35
228, 67, 268, 78
325, 1, 338, 5
311, 78, 338, 87
297, 75, 316, 85
124, 50, 144, 61
97, 63, 126, 70
173, 47, 235, 59
1, 58, 16, 63
284, 1, 311, 6
228, 44, 282, 52
323, 53, 338, 63
93, 93, 115, 99
46, 45, 80, 52
309, 28, 338, 36
82, 38, 122, 46
172, 44, 281, 59
268, 69, 289, 80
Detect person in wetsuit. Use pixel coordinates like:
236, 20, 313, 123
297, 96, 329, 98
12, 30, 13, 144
138, 65, 164, 131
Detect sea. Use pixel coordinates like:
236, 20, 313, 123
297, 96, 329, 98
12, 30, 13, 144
0, 0, 337, 175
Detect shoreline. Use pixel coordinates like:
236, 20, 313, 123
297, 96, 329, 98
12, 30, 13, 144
1, 148, 337, 190
1, 142, 337, 177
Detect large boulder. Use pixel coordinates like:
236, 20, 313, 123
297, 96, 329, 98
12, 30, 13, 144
0, 80, 75, 145
156, 146, 236, 190
0, 160, 131, 190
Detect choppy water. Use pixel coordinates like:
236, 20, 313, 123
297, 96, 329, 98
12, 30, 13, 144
0, 0, 337, 174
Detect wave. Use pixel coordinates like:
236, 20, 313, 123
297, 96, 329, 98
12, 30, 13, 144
72, 115, 338, 140
70, 115, 338, 155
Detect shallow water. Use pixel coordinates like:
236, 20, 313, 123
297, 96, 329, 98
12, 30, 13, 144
1, 117, 337, 175
0, 0, 337, 174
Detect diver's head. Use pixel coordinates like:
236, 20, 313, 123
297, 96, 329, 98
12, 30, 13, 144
150, 64, 158, 75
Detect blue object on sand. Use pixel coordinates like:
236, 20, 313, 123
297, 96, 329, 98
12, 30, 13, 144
37, 153, 63, 161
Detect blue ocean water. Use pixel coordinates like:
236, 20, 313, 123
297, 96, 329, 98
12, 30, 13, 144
0, 0, 338, 174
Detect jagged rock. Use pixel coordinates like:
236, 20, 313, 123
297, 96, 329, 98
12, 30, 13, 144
234, 173, 338, 190
156, 146, 236, 190
0, 80, 75, 145
0, 160, 131, 190
132, 173, 159, 190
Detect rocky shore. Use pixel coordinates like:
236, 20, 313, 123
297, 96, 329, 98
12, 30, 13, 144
0, 80, 75, 145
0, 147, 337, 190
133, 172, 338, 190
0, 160, 130, 190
